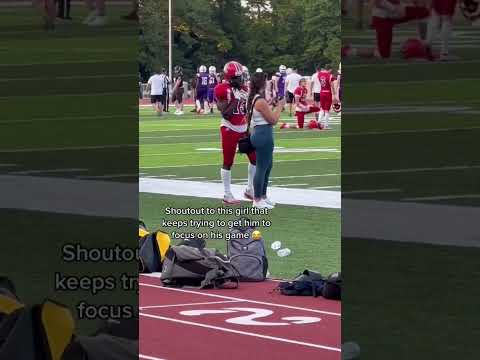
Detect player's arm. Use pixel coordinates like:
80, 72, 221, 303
216, 99, 239, 119
331, 76, 338, 102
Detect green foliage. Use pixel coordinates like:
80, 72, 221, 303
139, 0, 340, 79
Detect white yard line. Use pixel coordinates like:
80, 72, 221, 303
139, 178, 340, 209
312, 186, 341, 190
343, 199, 480, 248
140, 158, 333, 169
403, 194, 480, 201
275, 183, 309, 187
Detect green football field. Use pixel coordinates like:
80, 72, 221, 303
342, 17, 480, 359
139, 106, 342, 279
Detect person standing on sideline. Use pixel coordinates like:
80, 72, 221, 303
172, 66, 184, 115
318, 64, 337, 129
285, 68, 302, 117
147, 68, 167, 116
247, 72, 285, 209
310, 65, 322, 109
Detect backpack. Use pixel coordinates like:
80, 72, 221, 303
161, 240, 239, 289
139, 221, 171, 273
278, 270, 341, 300
227, 222, 268, 282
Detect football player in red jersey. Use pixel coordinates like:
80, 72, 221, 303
214, 61, 257, 205
425, 0, 458, 60
342, 0, 429, 59
294, 78, 320, 129
318, 64, 337, 129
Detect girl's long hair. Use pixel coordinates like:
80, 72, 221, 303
247, 72, 267, 114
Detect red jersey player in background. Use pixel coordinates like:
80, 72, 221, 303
294, 78, 320, 129
318, 64, 337, 129
425, 0, 458, 60
214, 61, 257, 205
342, 0, 430, 59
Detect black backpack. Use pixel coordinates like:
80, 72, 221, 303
278, 270, 342, 300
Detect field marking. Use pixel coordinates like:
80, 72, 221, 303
344, 126, 480, 136
140, 158, 336, 169
176, 176, 207, 180
312, 186, 341, 189
343, 188, 401, 195
344, 164, 480, 176
0, 144, 136, 153
196, 147, 340, 154
140, 178, 340, 209
343, 199, 480, 248
78, 173, 138, 179
403, 194, 480, 201
9, 168, 87, 175
139, 282, 341, 316
140, 300, 241, 310
275, 183, 309, 187
140, 312, 340, 352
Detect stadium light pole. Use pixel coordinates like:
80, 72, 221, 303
168, 0, 172, 83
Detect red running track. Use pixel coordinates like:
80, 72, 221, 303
140, 275, 341, 360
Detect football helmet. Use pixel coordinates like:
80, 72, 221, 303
279, 65, 287, 73
333, 103, 342, 113
401, 38, 426, 59
308, 120, 318, 129
460, 0, 480, 22
242, 65, 249, 74
199, 65, 207, 73
256, 68, 263, 73
286, 68, 293, 75
209, 65, 216, 74
223, 61, 244, 80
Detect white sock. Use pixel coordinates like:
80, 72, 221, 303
196, 100, 201, 111
247, 163, 256, 192
324, 112, 330, 127
221, 168, 232, 197
426, 12, 440, 45
319, 110, 325, 122
440, 18, 452, 55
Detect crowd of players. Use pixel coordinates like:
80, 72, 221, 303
148, 62, 341, 130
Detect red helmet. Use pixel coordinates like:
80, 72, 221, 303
401, 38, 426, 59
333, 103, 341, 113
308, 120, 318, 129
223, 61, 244, 81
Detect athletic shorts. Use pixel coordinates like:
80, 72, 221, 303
171, 88, 184, 103
220, 126, 256, 168
150, 94, 165, 104
432, 0, 457, 15
196, 88, 208, 102
313, 93, 321, 102
371, 6, 430, 58
320, 92, 332, 111
286, 91, 295, 104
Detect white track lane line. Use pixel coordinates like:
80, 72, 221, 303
139, 283, 340, 316
140, 300, 241, 310
140, 313, 340, 352
139, 355, 167, 360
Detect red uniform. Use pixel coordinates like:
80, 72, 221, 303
214, 82, 256, 168
294, 86, 320, 129
432, 0, 457, 15
318, 70, 334, 111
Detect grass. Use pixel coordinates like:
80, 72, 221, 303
139, 106, 342, 279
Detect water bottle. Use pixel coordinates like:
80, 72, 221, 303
277, 248, 291, 257
271, 241, 282, 250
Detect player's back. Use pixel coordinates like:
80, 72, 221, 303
197, 72, 209, 89
318, 70, 333, 92
208, 74, 218, 88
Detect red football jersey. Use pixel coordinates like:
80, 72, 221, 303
294, 86, 308, 106
318, 70, 334, 93
214, 83, 248, 126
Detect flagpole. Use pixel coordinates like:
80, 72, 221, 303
168, 0, 172, 83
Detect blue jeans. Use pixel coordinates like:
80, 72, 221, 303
250, 124, 274, 198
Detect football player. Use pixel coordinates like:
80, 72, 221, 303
207, 66, 219, 114
425, 0, 458, 60
274, 65, 287, 103
195, 65, 209, 114
214, 61, 257, 205
342, 0, 430, 59
172, 66, 184, 115
294, 78, 320, 129
318, 64, 337, 129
